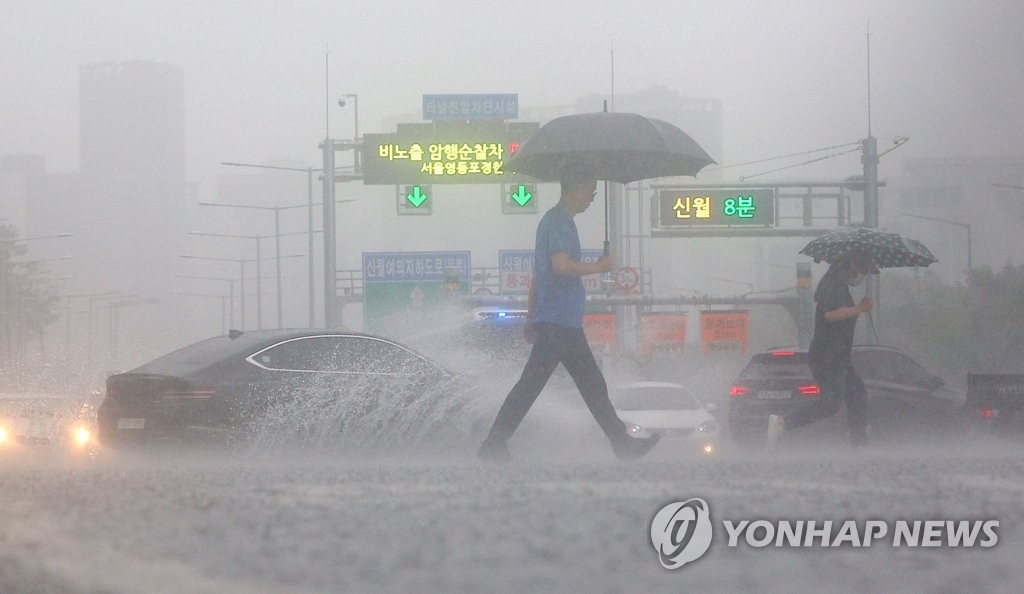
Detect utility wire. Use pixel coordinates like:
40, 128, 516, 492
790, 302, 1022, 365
739, 145, 863, 180
707, 142, 862, 172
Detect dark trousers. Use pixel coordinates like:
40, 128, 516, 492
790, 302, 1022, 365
785, 363, 868, 444
484, 323, 628, 445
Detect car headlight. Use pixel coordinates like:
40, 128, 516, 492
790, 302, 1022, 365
697, 419, 720, 434
0, 425, 9, 445
72, 425, 92, 448
627, 422, 651, 438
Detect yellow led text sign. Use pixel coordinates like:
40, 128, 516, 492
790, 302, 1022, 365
362, 121, 539, 185
657, 188, 775, 227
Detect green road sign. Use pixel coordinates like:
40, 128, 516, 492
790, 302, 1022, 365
502, 183, 538, 214
397, 185, 433, 215
362, 251, 471, 334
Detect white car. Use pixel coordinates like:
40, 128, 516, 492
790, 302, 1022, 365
614, 381, 721, 456
0, 392, 97, 454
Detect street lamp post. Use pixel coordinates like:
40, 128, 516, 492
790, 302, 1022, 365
180, 253, 305, 329
220, 162, 324, 327
175, 275, 237, 329
175, 292, 231, 334
190, 228, 311, 329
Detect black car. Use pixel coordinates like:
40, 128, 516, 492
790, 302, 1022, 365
727, 345, 966, 445
97, 329, 462, 449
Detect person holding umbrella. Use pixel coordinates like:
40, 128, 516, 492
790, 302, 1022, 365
477, 168, 661, 463
767, 250, 879, 447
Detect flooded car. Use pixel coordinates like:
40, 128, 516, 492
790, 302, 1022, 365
97, 329, 469, 450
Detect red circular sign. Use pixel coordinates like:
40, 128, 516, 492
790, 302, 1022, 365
614, 267, 640, 291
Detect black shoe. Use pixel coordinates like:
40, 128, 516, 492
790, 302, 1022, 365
613, 433, 661, 461
477, 439, 512, 464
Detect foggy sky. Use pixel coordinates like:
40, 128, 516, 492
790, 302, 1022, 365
2, 0, 1022, 185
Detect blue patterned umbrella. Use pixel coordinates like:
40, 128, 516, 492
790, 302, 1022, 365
799, 227, 937, 269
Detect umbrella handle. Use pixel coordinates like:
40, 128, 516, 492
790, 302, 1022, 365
866, 310, 879, 344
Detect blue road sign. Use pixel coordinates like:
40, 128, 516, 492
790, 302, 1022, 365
423, 94, 518, 121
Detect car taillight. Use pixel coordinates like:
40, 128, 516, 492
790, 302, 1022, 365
730, 385, 750, 396
798, 384, 821, 396
979, 407, 999, 419
771, 351, 797, 357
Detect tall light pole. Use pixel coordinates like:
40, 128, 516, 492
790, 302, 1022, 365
175, 292, 231, 334
220, 162, 322, 326
179, 253, 305, 329
178, 274, 239, 329
106, 298, 160, 367
190, 228, 309, 329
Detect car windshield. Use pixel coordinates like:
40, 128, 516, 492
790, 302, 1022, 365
613, 386, 701, 411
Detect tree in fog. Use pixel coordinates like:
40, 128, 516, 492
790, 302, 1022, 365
1, 220, 61, 378
882, 265, 1024, 382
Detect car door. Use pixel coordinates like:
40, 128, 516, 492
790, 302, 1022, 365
853, 349, 951, 439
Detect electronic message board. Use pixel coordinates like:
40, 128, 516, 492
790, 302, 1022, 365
657, 188, 775, 228
362, 121, 539, 185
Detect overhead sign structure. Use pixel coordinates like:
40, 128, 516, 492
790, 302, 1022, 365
501, 183, 538, 214
362, 121, 540, 185
498, 249, 606, 295
362, 251, 471, 333
423, 94, 518, 121
397, 185, 433, 215
700, 310, 749, 353
658, 188, 775, 228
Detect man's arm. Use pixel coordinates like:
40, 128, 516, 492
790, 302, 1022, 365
550, 251, 614, 277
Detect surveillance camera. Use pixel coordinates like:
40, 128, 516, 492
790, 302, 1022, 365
337, 98, 346, 107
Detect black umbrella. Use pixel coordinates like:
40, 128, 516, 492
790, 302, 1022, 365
504, 111, 715, 252
799, 227, 938, 269
505, 112, 715, 184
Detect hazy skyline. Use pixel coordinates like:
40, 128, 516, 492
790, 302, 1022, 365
3, 0, 1022, 187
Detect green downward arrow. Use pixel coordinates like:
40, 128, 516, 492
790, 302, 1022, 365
406, 186, 428, 208
511, 184, 533, 207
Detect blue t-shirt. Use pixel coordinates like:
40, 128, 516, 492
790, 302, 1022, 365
532, 206, 585, 328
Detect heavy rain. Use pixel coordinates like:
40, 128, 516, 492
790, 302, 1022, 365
2, 1, 1024, 592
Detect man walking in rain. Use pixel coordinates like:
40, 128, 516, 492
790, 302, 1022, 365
477, 171, 660, 463
767, 251, 877, 447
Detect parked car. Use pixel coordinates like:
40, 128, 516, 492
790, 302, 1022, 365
727, 345, 966, 446
966, 373, 1024, 438
614, 381, 720, 456
97, 329, 466, 449
0, 392, 97, 455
